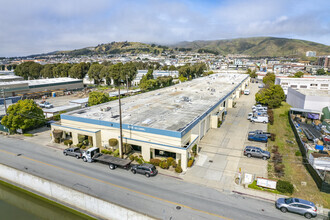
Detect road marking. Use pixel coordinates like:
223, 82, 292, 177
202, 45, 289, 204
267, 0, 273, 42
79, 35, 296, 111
0, 148, 231, 220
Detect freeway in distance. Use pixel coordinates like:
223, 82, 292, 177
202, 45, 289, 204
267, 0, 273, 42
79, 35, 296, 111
0, 136, 306, 219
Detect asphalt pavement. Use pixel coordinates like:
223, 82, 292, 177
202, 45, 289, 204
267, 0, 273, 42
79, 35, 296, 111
0, 135, 309, 220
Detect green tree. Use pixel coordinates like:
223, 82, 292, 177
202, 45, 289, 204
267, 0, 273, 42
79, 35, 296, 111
1, 99, 46, 132
262, 72, 275, 85
53, 63, 72, 77
14, 61, 35, 79
247, 69, 257, 78
169, 65, 177, 71
69, 62, 89, 79
145, 69, 154, 80
139, 79, 159, 91
88, 63, 104, 84
109, 62, 125, 86
255, 84, 285, 108
40, 64, 55, 78
293, 71, 304, 78
157, 76, 173, 87
122, 62, 138, 87
178, 75, 187, 82
316, 68, 326, 75
88, 91, 110, 106
161, 65, 168, 70
29, 62, 43, 79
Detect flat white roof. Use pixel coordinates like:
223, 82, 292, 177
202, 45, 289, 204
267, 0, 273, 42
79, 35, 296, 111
296, 89, 330, 97
0, 77, 81, 86
28, 77, 82, 86
0, 75, 23, 80
43, 104, 81, 113
66, 73, 247, 132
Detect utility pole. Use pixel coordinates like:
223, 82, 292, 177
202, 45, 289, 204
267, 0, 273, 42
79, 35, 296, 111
126, 75, 129, 93
118, 86, 123, 159
1, 87, 7, 115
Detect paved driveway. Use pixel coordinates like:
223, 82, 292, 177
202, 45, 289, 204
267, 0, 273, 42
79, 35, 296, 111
182, 82, 268, 191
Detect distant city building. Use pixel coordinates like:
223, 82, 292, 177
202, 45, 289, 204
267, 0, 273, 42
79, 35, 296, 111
306, 51, 316, 57
317, 56, 330, 69
133, 70, 179, 86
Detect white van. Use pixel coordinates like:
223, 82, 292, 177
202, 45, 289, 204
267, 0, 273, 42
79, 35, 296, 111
250, 116, 269, 123
244, 89, 250, 95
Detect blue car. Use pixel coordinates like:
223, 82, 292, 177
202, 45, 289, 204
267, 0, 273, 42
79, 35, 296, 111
248, 134, 268, 143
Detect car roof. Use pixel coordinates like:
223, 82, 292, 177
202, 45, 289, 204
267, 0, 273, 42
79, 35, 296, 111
245, 146, 261, 150
292, 198, 315, 206
141, 163, 155, 168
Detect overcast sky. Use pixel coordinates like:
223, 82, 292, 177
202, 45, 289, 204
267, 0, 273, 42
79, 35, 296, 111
1, 0, 329, 57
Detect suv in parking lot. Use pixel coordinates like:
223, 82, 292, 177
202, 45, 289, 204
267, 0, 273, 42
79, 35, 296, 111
244, 146, 270, 160
248, 133, 268, 142
275, 197, 317, 219
131, 163, 158, 177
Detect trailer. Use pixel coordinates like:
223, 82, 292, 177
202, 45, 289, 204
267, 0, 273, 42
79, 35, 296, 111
82, 147, 132, 170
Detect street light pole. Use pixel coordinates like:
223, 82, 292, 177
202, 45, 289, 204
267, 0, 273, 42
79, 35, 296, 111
118, 86, 123, 159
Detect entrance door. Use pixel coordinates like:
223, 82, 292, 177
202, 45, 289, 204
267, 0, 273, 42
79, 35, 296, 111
206, 115, 210, 132
200, 120, 205, 139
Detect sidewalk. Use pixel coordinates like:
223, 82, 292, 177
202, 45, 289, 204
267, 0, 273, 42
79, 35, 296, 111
232, 185, 329, 218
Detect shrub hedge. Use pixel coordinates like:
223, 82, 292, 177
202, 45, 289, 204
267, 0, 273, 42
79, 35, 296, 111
175, 166, 183, 173
63, 140, 73, 146
109, 138, 118, 147
150, 159, 161, 166
276, 180, 294, 194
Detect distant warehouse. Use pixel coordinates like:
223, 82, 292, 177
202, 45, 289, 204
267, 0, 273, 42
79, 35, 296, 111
0, 77, 84, 98
51, 74, 249, 171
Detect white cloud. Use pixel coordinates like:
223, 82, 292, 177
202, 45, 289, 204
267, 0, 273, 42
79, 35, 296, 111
0, 0, 329, 56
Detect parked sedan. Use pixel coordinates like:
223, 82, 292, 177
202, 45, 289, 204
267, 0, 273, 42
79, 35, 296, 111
63, 147, 84, 159
39, 101, 53, 108
275, 197, 317, 219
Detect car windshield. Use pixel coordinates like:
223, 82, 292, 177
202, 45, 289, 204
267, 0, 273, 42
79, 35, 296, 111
284, 198, 294, 204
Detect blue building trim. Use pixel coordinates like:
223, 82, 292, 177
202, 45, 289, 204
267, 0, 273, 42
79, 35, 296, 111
53, 123, 100, 134
61, 114, 182, 138
61, 75, 248, 139
123, 137, 186, 150
186, 136, 199, 150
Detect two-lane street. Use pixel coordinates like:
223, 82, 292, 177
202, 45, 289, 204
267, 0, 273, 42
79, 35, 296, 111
0, 136, 306, 219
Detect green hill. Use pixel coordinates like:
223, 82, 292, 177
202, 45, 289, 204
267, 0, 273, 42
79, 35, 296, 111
55, 41, 168, 56
172, 37, 330, 57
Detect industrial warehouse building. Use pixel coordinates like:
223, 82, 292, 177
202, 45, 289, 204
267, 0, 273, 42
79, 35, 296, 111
0, 77, 84, 98
287, 87, 330, 112
51, 74, 249, 170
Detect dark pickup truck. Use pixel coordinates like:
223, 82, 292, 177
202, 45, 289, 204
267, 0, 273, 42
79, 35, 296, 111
63, 147, 84, 159
248, 130, 271, 137
248, 134, 268, 143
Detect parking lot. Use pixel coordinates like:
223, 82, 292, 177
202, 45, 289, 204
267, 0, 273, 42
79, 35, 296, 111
183, 81, 268, 190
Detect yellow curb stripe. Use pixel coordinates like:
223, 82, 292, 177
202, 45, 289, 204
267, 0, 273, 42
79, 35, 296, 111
0, 148, 231, 220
